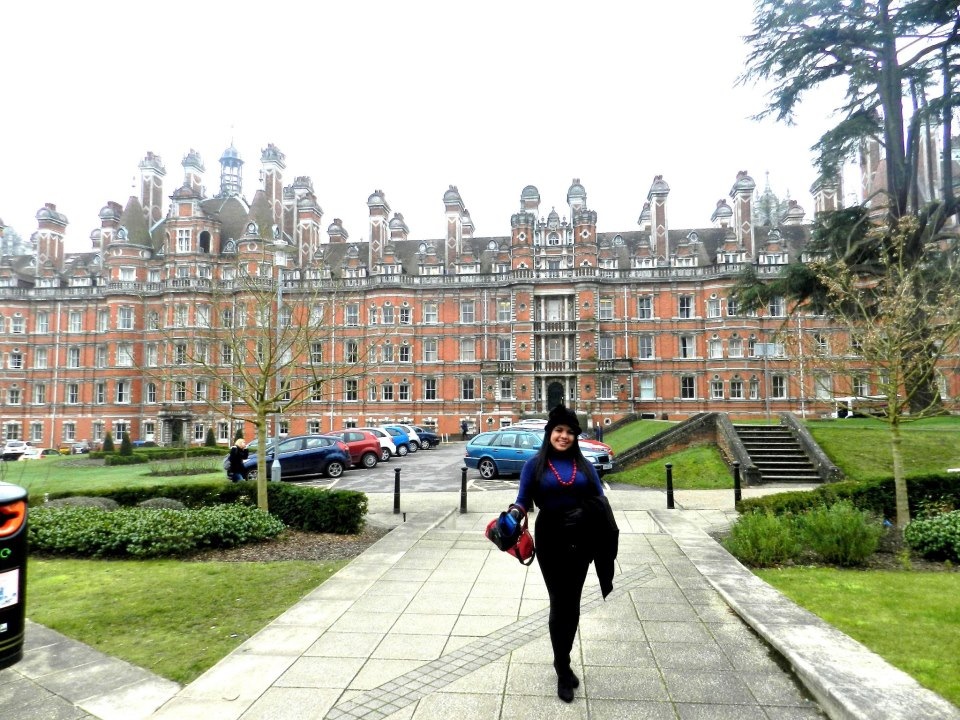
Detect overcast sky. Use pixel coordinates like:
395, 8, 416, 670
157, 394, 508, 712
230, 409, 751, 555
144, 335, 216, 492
3, 1, 850, 252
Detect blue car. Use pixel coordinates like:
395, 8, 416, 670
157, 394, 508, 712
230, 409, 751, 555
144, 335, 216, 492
244, 434, 350, 481
379, 426, 413, 456
464, 428, 613, 479
412, 426, 440, 449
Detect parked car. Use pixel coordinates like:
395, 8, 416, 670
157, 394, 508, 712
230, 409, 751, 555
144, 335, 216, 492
17, 446, 43, 460
578, 433, 614, 456
244, 434, 351, 481
412, 426, 440, 449
353, 428, 397, 462
464, 428, 614, 479
388, 423, 424, 451
323, 430, 381, 469
364, 426, 411, 457
382, 425, 417, 454
2, 440, 29, 461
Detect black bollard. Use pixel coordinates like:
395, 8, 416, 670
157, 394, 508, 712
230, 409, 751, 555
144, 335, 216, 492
733, 461, 742, 503
460, 467, 468, 514
393, 466, 401, 514
665, 463, 675, 509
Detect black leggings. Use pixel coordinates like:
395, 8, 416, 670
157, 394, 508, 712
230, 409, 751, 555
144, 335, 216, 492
535, 509, 591, 671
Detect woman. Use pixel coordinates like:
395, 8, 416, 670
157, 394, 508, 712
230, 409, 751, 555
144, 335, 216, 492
227, 438, 249, 482
512, 404, 616, 704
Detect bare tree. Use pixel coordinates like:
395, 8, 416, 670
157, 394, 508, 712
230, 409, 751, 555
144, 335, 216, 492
796, 215, 960, 529
141, 248, 379, 510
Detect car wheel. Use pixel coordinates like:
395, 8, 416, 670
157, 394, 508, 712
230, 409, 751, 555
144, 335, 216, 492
408, 441, 419, 453
397, 444, 408, 457
380, 447, 392, 462
247, 467, 259, 481
360, 452, 378, 469
419, 438, 431, 450
325, 460, 345, 478
478, 458, 498, 479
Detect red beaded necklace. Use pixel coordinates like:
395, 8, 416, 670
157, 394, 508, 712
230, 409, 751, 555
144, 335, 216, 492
547, 460, 577, 487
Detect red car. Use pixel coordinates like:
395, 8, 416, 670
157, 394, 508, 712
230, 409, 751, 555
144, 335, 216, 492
323, 430, 381, 469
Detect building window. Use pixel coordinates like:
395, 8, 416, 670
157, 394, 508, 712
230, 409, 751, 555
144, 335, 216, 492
460, 338, 476, 361
599, 298, 614, 320
306, 420, 321, 435
681, 376, 696, 399
498, 337, 512, 361
174, 305, 188, 328
768, 296, 785, 317
113, 422, 128, 442
728, 337, 743, 358
730, 378, 744, 399
345, 379, 359, 401
711, 378, 724, 399
399, 345, 411, 363
3, 423, 22, 441
146, 383, 157, 403
118, 307, 134, 329
460, 300, 476, 324
95, 382, 105, 404
9, 351, 23, 369
145, 344, 158, 367
177, 228, 191, 253
638, 296, 653, 319
97, 309, 110, 332
7, 388, 20, 405
461, 377, 475, 400
726, 297, 739, 316
707, 297, 721, 318
399, 307, 412, 325
381, 344, 394, 363
34, 348, 47, 369
423, 302, 438, 324
218, 343, 232, 365
33, 384, 46, 404
680, 335, 696, 359
193, 423, 205, 442
399, 382, 411, 401
174, 381, 186, 402
749, 378, 760, 400
345, 303, 359, 326
499, 378, 513, 399
381, 384, 394, 401
174, 344, 187, 365
67, 347, 81, 367
678, 295, 693, 319
424, 378, 438, 401
852, 376, 869, 396
814, 333, 829, 355
93, 345, 106, 368
772, 375, 788, 399
146, 311, 159, 330
30, 423, 43, 443
599, 378, 615, 399
117, 344, 133, 367
195, 381, 208, 401
309, 342, 322, 364
345, 340, 359, 364
638, 335, 654, 360
497, 300, 511, 323
69, 311, 83, 332
221, 383, 234, 402
36, 312, 49, 333
815, 376, 832, 400
116, 381, 129, 403
382, 305, 395, 325
599, 336, 614, 360
424, 338, 438, 362
67, 384, 79, 404
708, 338, 723, 359
63, 422, 76, 442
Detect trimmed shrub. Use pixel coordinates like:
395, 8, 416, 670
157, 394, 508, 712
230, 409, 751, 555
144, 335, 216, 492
798, 501, 883, 566
137, 497, 187, 510
722, 511, 803, 567
205, 428, 217, 447
102, 432, 115, 452
905, 511, 960, 562
44, 496, 120, 510
27, 503, 285, 558
104, 454, 149, 466
119, 433, 133, 456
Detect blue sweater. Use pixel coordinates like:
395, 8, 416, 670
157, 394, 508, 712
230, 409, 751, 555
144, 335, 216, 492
515, 455, 603, 512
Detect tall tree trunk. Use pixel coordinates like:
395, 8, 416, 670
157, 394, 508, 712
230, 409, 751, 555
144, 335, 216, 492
878, 0, 910, 220
256, 416, 269, 510
942, 43, 958, 227
889, 420, 911, 530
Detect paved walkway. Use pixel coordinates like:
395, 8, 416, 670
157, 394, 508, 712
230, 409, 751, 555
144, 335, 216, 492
4, 486, 958, 720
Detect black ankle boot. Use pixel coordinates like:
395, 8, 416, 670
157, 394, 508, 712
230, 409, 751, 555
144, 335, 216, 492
556, 667, 579, 703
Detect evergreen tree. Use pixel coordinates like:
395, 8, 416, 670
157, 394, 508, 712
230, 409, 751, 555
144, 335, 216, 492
119, 432, 133, 456
102, 432, 115, 452
205, 428, 217, 447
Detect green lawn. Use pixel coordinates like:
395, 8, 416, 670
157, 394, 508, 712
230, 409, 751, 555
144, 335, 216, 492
757, 567, 960, 708
604, 419, 675, 455
607, 445, 733, 489
27, 557, 345, 683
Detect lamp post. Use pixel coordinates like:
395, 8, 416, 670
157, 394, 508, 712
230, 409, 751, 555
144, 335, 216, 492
270, 233, 289, 484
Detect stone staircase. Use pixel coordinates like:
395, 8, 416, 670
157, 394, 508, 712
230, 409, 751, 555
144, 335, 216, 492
733, 424, 822, 483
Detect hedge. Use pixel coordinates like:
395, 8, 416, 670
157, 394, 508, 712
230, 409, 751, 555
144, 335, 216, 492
35, 481, 367, 535
735, 474, 960, 521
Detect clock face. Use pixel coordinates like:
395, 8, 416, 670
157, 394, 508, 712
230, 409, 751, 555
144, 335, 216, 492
614, 235, 624, 246
418, 242, 428, 253
488, 240, 497, 250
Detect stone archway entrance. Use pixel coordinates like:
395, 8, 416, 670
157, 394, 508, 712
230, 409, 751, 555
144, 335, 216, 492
546, 381, 565, 411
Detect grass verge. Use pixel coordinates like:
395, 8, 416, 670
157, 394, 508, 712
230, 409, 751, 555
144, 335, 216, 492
757, 567, 960, 707
27, 557, 345, 683
606, 444, 733, 489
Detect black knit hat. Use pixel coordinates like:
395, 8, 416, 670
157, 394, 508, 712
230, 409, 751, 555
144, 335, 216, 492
544, 404, 582, 437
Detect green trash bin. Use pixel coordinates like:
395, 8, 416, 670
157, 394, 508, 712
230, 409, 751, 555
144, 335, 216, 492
0, 483, 27, 669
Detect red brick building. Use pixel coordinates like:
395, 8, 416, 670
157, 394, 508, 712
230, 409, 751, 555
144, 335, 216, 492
0, 144, 955, 447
